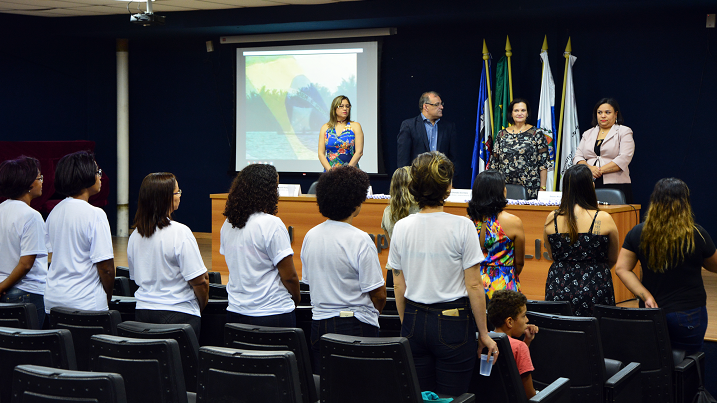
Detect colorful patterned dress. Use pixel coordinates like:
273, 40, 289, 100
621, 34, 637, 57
324, 122, 356, 169
474, 215, 520, 299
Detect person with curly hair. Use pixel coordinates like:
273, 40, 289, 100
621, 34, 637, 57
616, 178, 717, 353
388, 151, 497, 396
468, 170, 525, 299
0, 156, 48, 327
543, 164, 619, 316
127, 172, 209, 339
44, 151, 115, 316
381, 166, 419, 286
221, 164, 300, 328
318, 95, 364, 170
301, 165, 386, 372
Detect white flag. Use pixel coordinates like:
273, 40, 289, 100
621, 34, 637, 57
559, 55, 580, 190
536, 50, 556, 191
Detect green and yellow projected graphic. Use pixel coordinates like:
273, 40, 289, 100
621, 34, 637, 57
245, 53, 357, 160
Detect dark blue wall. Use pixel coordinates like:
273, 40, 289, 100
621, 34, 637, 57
0, 0, 715, 234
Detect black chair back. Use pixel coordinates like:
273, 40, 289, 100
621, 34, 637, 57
114, 267, 139, 295
113, 276, 132, 296
224, 323, 317, 403
595, 188, 626, 205
207, 272, 222, 284
594, 305, 674, 403
506, 184, 529, 200
307, 181, 318, 195
378, 314, 401, 337
0, 326, 76, 403
89, 334, 187, 403
197, 346, 302, 403
199, 299, 228, 347
116, 321, 200, 393
208, 283, 228, 299
12, 364, 127, 403
526, 300, 574, 316
109, 296, 136, 322
294, 306, 313, 365
526, 312, 607, 402
298, 290, 311, 306
0, 302, 39, 329
383, 297, 397, 315
49, 307, 122, 371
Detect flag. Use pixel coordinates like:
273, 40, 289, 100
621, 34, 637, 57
536, 50, 556, 191
493, 55, 510, 140
559, 55, 580, 189
471, 60, 492, 186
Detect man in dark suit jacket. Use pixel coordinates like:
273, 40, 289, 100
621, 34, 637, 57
397, 91, 459, 174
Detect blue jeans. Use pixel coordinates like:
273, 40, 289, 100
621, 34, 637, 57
226, 311, 296, 328
1, 287, 45, 328
135, 309, 202, 340
402, 298, 477, 396
665, 306, 707, 354
311, 316, 379, 374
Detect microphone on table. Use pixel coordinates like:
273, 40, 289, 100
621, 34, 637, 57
597, 201, 610, 205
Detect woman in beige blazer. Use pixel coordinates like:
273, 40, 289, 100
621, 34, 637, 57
574, 98, 635, 203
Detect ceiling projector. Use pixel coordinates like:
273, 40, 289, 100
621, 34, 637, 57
130, 12, 165, 26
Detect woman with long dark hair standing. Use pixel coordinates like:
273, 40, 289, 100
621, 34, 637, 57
468, 170, 525, 299
616, 178, 716, 353
543, 164, 619, 316
221, 164, 300, 327
127, 173, 209, 339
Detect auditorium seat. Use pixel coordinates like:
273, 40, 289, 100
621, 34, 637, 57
0, 326, 77, 403
468, 332, 571, 403
320, 334, 475, 403
117, 321, 200, 393
383, 297, 397, 315
199, 299, 228, 347
307, 181, 318, 195
113, 276, 132, 297
12, 364, 127, 403
386, 287, 395, 298
115, 267, 139, 295
109, 296, 136, 322
299, 281, 310, 291
224, 323, 318, 403
299, 290, 311, 306
197, 346, 303, 403
0, 302, 40, 329
294, 305, 314, 367
49, 307, 122, 371
526, 300, 574, 316
526, 311, 642, 403
594, 304, 705, 403
208, 283, 228, 299
595, 188, 627, 205
207, 271, 222, 284
89, 334, 193, 403
378, 314, 401, 337
506, 184, 529, 200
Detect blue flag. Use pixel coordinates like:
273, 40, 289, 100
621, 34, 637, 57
472, 60, 492, 187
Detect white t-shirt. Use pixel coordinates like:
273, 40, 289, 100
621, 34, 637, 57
301, 220, 384, 328
128, 221, 207, 317
44, 198, 114, 313
388, 212, 484, 304
221, 213, 295, 316
0, 200, 48, 295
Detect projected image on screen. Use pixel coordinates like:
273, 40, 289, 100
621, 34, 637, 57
236, 42, 379, 173
245, 53, 357, 161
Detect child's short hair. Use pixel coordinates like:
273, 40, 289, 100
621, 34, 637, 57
487, 290, 528, 328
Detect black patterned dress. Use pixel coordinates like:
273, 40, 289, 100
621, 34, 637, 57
492, 126, 551, 199
544, 211, 615, 316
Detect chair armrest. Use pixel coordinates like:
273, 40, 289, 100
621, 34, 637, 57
448, 393, 475, 403
673, 352, 704, 403
530, 377, 571, 403
672, 349, 687, 367
674, 352, 703, 373
604, 362, 642, 403
604, 358, 623, 378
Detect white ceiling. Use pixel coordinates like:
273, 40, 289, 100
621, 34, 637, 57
0, 0, 360, 18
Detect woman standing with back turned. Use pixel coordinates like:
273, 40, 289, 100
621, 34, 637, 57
616, 178, 717, 353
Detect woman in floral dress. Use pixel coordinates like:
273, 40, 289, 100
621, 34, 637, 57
318, 95, 364, 170
491, 98, 551, 199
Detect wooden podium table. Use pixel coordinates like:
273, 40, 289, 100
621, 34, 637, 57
210, 194, 641, 302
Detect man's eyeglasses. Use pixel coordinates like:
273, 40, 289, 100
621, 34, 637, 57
425, 102, 445, 107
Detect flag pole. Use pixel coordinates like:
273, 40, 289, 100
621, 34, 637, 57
505, 36, 513, 101
483, 40, 494, 136
541, 35, 548, 75
554, 37, 572, 187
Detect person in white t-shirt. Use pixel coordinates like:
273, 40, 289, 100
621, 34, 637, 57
301, 166, 387, 372
388, 151, 498, 396
221, 164, 300, 327
127, 173, 209, 339
0, 156, 48, 327
44, 151, 115, 316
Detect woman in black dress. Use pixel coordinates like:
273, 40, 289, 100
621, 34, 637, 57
543, 164, 619, 316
